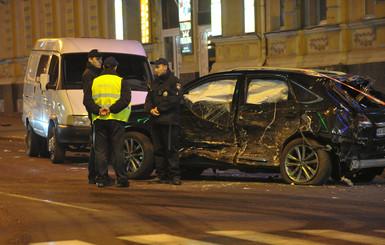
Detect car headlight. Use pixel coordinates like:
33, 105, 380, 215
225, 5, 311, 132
72, 115, 91, 126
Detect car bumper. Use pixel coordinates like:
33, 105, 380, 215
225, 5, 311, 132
56, 124, 91, 144
351, 158, 385, 170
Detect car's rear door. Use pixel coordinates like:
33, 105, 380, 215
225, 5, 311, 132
180, 74, 241, 163
235, 74, 300, 165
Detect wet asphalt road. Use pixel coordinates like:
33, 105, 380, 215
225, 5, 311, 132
0, 139, 385, 245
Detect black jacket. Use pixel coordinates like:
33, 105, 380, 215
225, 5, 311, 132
144, 69, 183, 125
82, 62, 101, 121
83, 69, 132, 118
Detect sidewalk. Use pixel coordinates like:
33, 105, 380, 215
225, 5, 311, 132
0, 116, 26, 141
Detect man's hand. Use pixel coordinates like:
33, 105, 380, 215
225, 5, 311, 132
99, 107, 110, 116
150, 107, 160, 116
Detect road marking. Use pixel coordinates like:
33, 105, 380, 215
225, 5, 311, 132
30, 240, 94, 245
0, 191, 99, 212
292, 230, 385, 244
207, 230, 328, 245
118, 233, 219, 245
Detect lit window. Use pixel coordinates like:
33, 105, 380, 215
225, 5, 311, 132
141, 0, 150, 43
244, 0, 255, 33
210, 0, 222, 36
115, 0, 123, 40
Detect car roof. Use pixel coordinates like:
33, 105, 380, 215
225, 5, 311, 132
229, 66, 331, 76
32, 38, 147, 57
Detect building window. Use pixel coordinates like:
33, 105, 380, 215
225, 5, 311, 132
115, 0, 124, 40
198, 0, 211, 25
162, 0, 179, 29
305, 0, 327, 27
141, 0, 150, 43
280, 0, 285, 28
210, 0, 222, 36
244, 0, 255, 33
365, 0, 375, 18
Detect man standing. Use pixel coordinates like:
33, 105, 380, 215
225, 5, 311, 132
145, 58, 183, 185
84, 56, 131, 188
82, 49, 105, 184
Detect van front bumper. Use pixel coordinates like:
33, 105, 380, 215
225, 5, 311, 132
56, 124, 91, 144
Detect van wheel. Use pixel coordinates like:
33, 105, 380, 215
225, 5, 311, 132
280, 138, 331, 185
26, 124, 41, 157
49, 125, 66, 163
124, 131, 154, 179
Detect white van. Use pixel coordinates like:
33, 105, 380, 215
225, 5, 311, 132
23, 38, 151, 163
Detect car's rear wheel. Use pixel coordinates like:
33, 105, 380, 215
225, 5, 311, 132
26, 124, 41, 157
124, 131, 154, 179
49, 125, 66, 163
280, 138, 331, 185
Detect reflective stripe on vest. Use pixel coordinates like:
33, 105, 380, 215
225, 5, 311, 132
91, 74, 131, 122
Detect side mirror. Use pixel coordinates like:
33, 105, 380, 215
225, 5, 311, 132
40, 74, 50, 91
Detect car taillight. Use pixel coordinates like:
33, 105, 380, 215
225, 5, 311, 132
358, 114, 372, 127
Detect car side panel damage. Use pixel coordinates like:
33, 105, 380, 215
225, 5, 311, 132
125, 68, 385, 184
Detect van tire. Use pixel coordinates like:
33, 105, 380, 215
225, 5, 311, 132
280, 138, 331, 185
49, 125, 66, 163
124, 131, 154, 179
26, 124, 41, 157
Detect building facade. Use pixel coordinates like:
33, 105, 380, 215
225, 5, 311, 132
1, 0, 385, 116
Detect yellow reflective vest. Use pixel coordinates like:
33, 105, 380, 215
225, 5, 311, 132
91, 74, 131, 123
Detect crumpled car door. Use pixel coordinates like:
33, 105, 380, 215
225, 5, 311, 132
235, 77, 300, 165
180, 76, 240, 163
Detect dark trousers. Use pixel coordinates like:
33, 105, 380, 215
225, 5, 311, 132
89, 125, 111, 181
151, 124, 181, 179
88, 124, 97, 180
94, 119, 128, 184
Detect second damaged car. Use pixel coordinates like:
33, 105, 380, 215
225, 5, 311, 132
124, 67, 385, 185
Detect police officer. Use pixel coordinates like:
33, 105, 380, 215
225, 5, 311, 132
145, 58, 183, 185
84, 56, 131, 188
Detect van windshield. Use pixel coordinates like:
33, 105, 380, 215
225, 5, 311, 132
62, 53, 152, 90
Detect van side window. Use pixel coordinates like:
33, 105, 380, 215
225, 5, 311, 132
36, 55, 50, 82
47, 55, 59, 89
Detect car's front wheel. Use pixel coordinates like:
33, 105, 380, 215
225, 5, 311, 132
124, 131, 154, 179
26, 123, 41, 157
280, 138, 331, 185
48, 125, 66, 163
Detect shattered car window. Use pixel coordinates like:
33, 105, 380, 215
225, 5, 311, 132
290, 81, 322, 104
184, 79, 237, 126
246, 79, 288, 104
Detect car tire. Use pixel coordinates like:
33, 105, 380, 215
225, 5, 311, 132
39, 137, 50, 158
280, 138, 331, 185
124, 131, 154, 179
26, 124, 41, 157
49, 125, 66, 163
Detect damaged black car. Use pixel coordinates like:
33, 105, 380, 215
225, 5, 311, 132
124, 68, 385, 185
